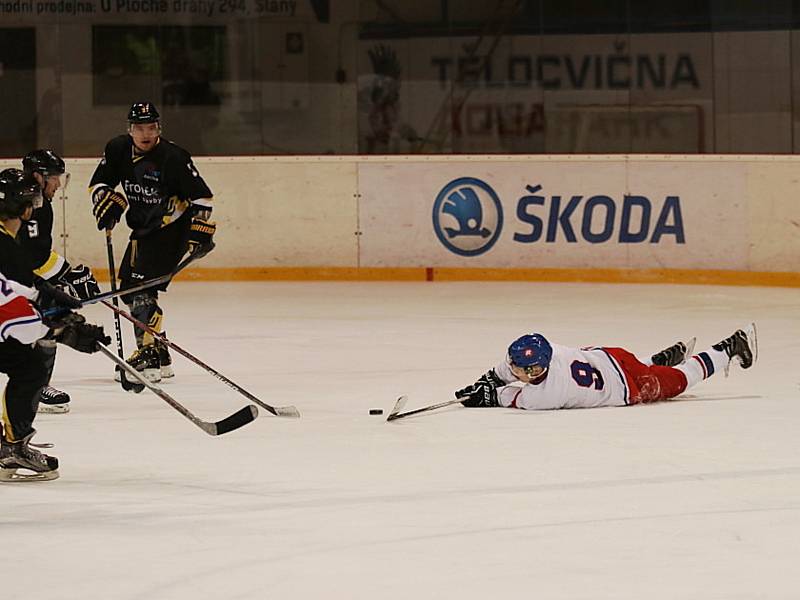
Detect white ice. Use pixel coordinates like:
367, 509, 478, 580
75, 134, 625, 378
2, 281, 799, 599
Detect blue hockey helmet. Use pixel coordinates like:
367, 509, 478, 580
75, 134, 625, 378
508, 333, 553, 380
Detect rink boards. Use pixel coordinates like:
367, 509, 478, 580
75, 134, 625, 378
2, 154, 798, 286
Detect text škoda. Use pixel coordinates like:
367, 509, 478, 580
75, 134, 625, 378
513, 185, 684, 244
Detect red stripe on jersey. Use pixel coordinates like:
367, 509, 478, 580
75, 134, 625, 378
509, 389, 522, 409
0, 296, 37, 325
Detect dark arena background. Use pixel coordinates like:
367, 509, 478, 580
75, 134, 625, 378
1, 2, 799, 598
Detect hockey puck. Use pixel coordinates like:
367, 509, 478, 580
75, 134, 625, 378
369, 408, 384, 415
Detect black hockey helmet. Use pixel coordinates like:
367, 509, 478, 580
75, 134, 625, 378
0, 168, 42, 218
128, 101, 160, 124
22, 149, 66, 177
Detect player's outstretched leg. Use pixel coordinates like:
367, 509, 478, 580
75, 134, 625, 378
651, 337, 696, 367
675, 323, 757, 391
0, 429, 59, 482
712, 323, 758, 370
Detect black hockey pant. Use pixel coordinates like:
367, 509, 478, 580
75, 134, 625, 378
0, 340, 47, 442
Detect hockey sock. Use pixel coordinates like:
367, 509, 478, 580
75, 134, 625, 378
677, 348, 728, 388
130, 294, 162, 347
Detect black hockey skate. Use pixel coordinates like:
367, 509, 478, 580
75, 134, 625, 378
0, 430, 59, 482
114, 344, 161, 383
155, 335, 174, 379
712, 323, 758, 371
651, 337, 696, 367
37, 385, 71, 414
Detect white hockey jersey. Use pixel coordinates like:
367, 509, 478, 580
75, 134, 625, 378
0, 273, 48, 345
494, 343, 630, 410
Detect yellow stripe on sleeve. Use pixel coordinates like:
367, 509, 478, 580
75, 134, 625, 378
32, 252, 66, 281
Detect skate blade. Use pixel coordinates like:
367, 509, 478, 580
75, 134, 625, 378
37, 403, 70, 415
0, 467, 59, 482
743, 322, 758, 368
683, 337, 696, 363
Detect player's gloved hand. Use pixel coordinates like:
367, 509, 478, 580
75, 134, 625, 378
92, 187, 127, 231
188, 216, 216, 255
59, 264, 100, 301
455, 369, 504, 407
50, 312, 110, 354
42, 307, 83, 332
35, 278, 82, 310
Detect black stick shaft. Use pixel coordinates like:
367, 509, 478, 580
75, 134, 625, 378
43, 242, 212, 318
105, 230, 125, 360
96, 344, 257, 436
387, 398, 463, 421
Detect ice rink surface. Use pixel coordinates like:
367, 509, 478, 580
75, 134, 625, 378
2, 280, 798, 599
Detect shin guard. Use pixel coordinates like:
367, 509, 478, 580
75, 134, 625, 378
129, 293, 163, 348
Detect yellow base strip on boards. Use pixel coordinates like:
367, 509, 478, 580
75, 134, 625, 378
93, 267, 429, 282
92, 266, 800, 287
431, 267, 800, 287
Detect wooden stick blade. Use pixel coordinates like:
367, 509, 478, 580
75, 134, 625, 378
386, 396, 408, 421
273, 405, 301, 418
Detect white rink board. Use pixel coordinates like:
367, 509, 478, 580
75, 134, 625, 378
0, 156, 362, 270
358, 159, 749, 269
1, 154, 798, 274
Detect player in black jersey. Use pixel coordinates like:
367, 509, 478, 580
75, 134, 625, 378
19, 149, 101, 413
89, 101, 216, 382
0, 168, 110, 481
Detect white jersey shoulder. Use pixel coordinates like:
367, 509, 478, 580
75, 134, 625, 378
495, 343, 628, 410
0, 274, 48, 345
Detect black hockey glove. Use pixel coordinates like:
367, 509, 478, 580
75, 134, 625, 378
92, 187, 127, 231
35, 278, 82, 311
59, 264, 100, 301
455, 369, 505, 408
188, 216, 216, 255
51, 312, 110, 354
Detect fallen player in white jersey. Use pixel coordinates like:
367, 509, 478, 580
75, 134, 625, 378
455, 326, 756, 410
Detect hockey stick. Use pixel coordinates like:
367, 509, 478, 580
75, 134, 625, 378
99, 300, 301, 419
87, 242, 213, 307
386, 395, 463, 422
105, 230, 142, 393
42, 241, 214, 318
96, 343, 258, 435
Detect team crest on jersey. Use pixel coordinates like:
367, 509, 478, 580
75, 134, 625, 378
26, 221, 39, 238
142, 164, 161, 183
432, 177, 503, 257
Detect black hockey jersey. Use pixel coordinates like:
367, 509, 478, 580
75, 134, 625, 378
89, 135, 213, 238
0, 223, 36, 287
16, 199, 66, 281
